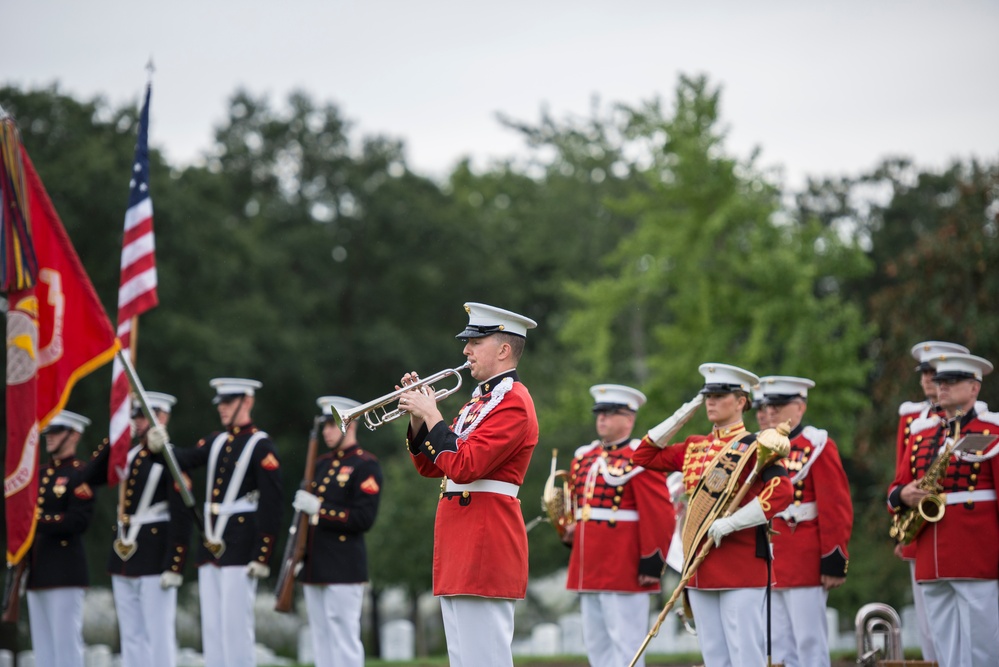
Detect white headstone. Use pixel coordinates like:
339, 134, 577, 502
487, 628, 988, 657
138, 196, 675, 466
84, 644, 112, 667
15, 652, 33, 667
558, 612, 584, 652
0, 649, 13, 667
531, 622, 561, 655
381, 619, 415, 661
298, 625, 313, 665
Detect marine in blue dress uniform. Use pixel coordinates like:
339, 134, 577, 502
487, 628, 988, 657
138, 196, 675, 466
27, 410, 96, 667
80, 392, 192, 667
293, 395, 383, 667
152, 377, 283, 667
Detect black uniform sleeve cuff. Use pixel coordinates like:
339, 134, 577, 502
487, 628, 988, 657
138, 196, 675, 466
821, 548, 848, 578
639, 552, 666, 578
415, 422, 459, 462
407, 424, 429, 455
887, 486, 905, 511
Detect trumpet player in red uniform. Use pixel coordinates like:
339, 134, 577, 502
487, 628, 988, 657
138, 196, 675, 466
759, 375, 852, 667
398, 302, 539, 667
562, 384, 675, 667
631, 363, 793, 667
888, 352, 999, 667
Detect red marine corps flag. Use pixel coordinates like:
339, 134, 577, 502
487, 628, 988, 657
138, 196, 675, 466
1, 112, 119, 569
108, 80, 159, 485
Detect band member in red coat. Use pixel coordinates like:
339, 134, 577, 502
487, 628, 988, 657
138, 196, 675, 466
887, 340, 968, 663
889, 353, 999, 667
632, 363, 792, 667
562, 384, 674, 667
293, 395, 383, 667
399, 302, 539, 667
759, 376, 852, 667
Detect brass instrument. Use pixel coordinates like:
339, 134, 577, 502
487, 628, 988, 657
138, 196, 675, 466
330, 362, 470, 433
541, 449, 576, 538
855, 603, 904, 666
889, 411, 961, 546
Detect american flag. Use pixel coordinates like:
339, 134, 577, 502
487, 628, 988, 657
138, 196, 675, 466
108, 82, 159, 484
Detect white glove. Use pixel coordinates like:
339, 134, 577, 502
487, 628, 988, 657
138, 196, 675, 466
247, 561, 270, 579
293, 490, 321, 516
146, 424, 170, 454
160, 571, 183, 589
647, 395, 705, 447
707, 497, 767, 547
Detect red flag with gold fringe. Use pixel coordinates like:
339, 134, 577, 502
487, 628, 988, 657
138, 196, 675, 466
2, 118, 119, 565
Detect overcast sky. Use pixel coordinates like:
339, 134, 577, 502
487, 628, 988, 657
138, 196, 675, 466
3, 1, 997, 190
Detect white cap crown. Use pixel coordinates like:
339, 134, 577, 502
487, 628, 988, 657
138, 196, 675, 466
758, 376, 815, 403
46, 410, 91, 433
911, 341, 969, 371
135, 391, 177, 415
589, 384, 647, 412
456, 302, 537, 339
209, 378, 262, 402
698, 363, 759, 394
317, 395, 361, 417
931, 353, 993, 381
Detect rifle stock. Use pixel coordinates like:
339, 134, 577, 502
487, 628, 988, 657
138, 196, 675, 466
274, 417, 322, 613
2, 560, 27, 623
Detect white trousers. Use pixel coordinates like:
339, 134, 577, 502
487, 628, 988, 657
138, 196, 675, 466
688, 587, 766, 667
439, 595, 515, 667
909, 561, 937, 661
27, 587, 85, 667
770, 586, 829, 667
921, 579, 999, 667
112, 574, 178, 667
303, 583, 365, 667
579, 591, 651, 667
198, 564, 258, 667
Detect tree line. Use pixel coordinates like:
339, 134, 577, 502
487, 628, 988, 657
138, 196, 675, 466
2, 75, 997, 628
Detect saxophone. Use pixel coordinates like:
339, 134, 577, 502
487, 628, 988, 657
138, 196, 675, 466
889, 411, 961, 546
541, 449, 577, 538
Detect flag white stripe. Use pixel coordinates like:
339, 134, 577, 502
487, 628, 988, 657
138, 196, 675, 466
124, 198, 153, 232
120, 232, 156, 270
117, 269, 158, 309
116, 318, 132, 338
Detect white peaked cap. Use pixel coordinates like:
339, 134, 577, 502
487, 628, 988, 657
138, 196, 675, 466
455, 302, 538, 339
46, 410, 91, 433
931, 352, 994, 381
698, 363, 759, 394
911, 341, 969, 371
317, 395, 362, 417
209, 378, 262, 399
135, 391, 177, 414
751, 383, 765, 408
590, 384, 647, 412
758, 376, 816, 403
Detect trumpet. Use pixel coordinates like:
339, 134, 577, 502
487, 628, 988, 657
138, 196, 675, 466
331, 362, 471, 433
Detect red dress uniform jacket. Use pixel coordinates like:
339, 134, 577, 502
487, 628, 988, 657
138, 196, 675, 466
408, 370, 538, 599
888, 408, 999, 582
565, 438, 674, 593
631, 422, 792, 590
888, 400, 934, 560
771, 425, 852, 587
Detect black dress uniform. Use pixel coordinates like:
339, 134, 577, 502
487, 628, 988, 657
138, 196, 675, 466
295, 395, 383, 667
299, 443, 382, 583
174, 416, 283, 667
28, 410, 97, 667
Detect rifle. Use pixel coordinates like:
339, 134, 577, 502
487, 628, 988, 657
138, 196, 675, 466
2, 560, 27, 623
274, 416, 322, 613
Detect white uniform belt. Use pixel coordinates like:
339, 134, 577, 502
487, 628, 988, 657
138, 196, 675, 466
445, 480, 520, 498
575, 508, 640, 522
776, 501, 818, 523
206, 491, 260, 516
122, 501, 169, 526
944, 490, 996, 505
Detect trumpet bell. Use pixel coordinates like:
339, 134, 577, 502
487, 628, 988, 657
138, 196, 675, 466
331, 362, 470, 433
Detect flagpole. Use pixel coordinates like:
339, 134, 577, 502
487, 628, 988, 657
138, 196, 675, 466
115, 350, 197, 510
